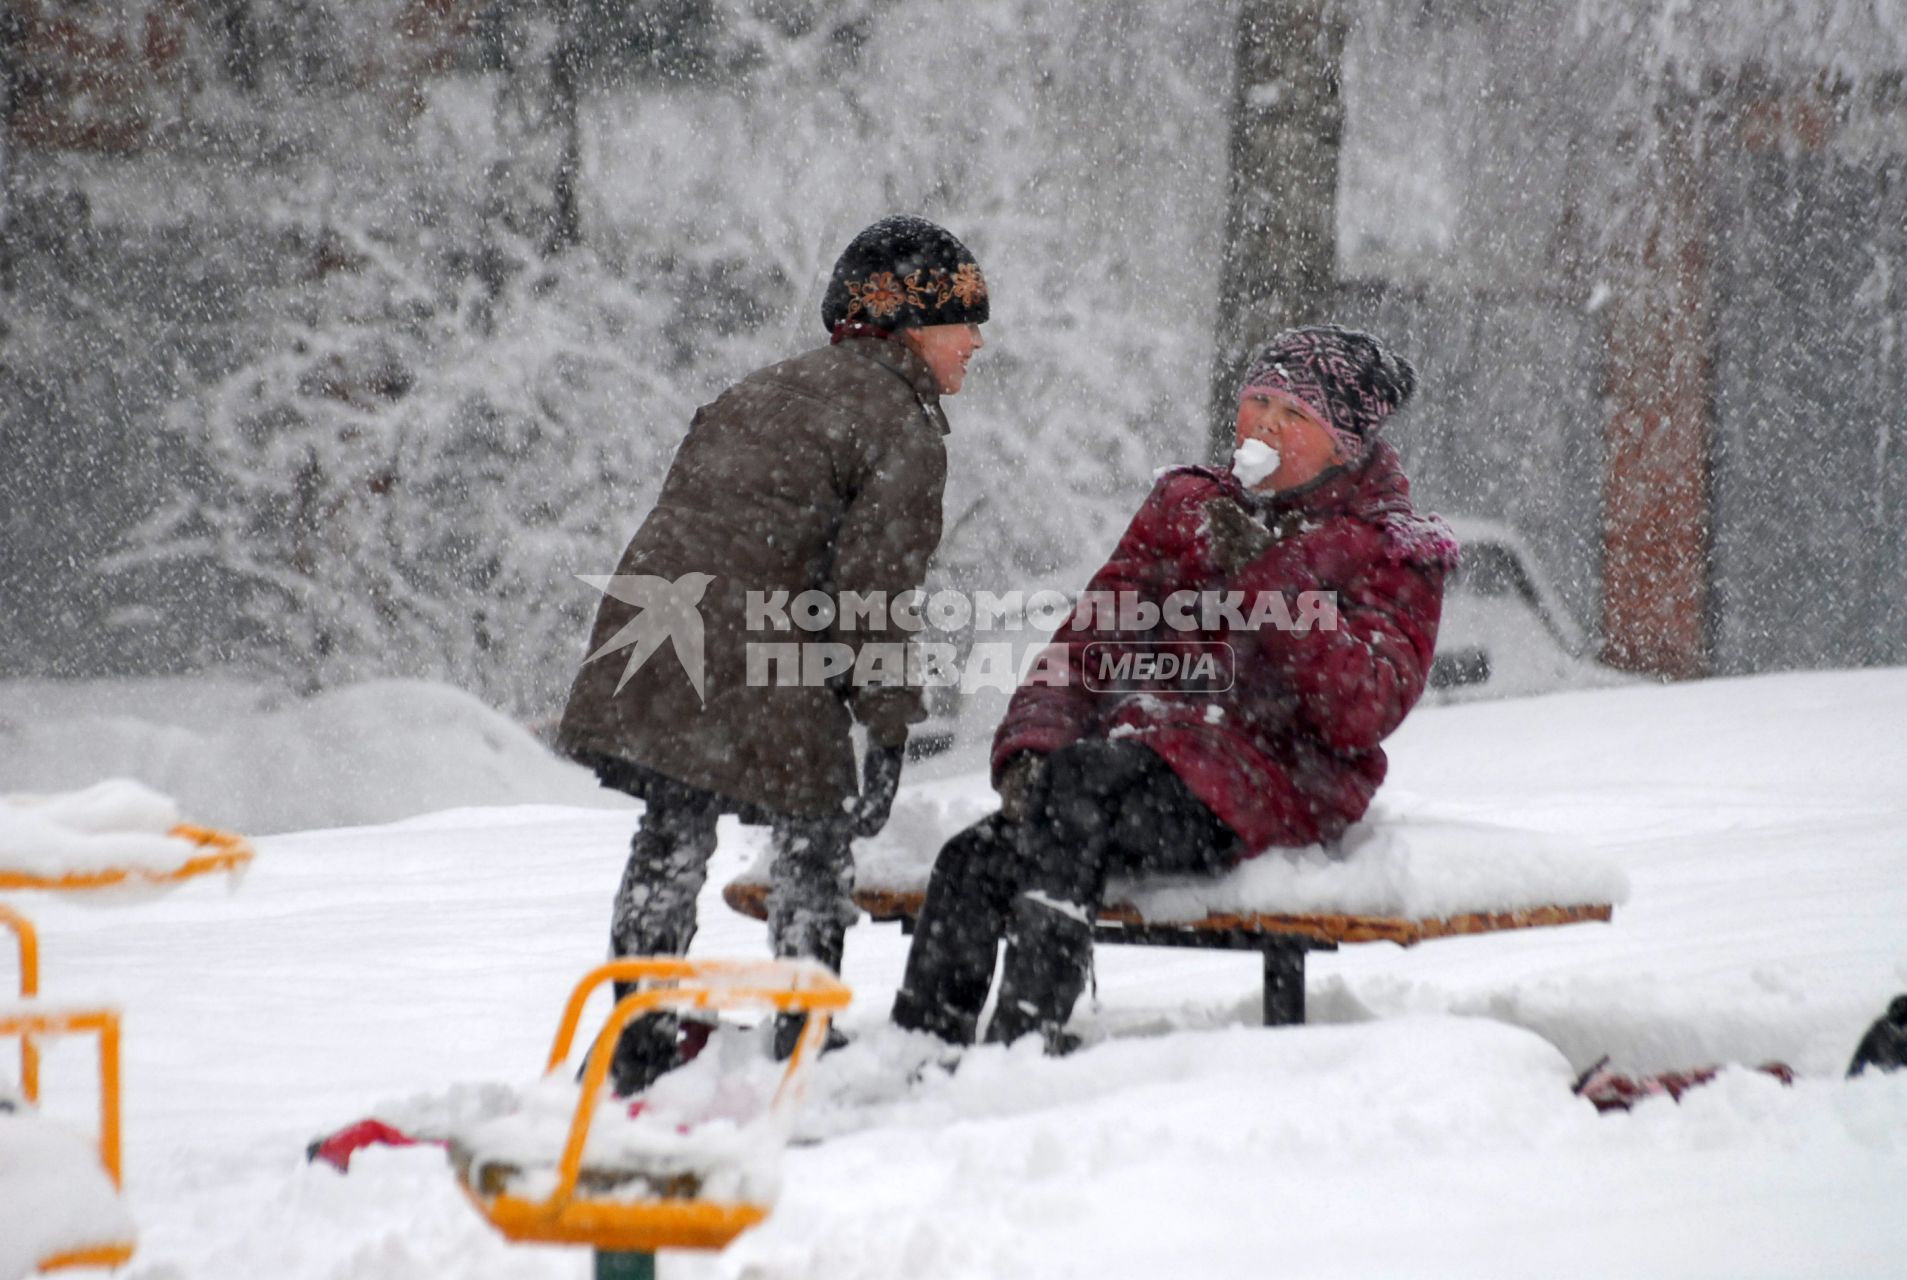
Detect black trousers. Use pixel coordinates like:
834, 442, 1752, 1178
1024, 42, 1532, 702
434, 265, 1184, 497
607, 783, 857, 970
599, 765, 856, 1091
892, 739, 1238, 1047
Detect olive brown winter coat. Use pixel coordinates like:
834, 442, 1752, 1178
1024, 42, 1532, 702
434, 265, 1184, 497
557, 337, 948, 817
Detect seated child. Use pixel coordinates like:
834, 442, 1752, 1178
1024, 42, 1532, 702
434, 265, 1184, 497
891, 325, 1457, 1051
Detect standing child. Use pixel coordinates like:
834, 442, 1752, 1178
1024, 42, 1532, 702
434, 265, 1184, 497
560, 216, 988, 1092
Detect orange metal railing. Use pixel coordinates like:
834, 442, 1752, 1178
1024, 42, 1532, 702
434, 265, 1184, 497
0, 1004, 123, 1185
0, 824, 252, 893
1, 817, 252, 1274
459, 957, 852, 1253
1, 903, 42, 1096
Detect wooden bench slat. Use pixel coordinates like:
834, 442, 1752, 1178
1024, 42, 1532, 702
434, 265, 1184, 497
721, 880, 1612, 949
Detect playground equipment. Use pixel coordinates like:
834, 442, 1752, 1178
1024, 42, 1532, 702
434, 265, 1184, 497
452, 957, 851, 1269
0, 824, 252, 894
2, 808, 253, 1275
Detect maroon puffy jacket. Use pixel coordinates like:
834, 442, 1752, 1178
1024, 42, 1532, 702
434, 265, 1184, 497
992, 442, 1458, 856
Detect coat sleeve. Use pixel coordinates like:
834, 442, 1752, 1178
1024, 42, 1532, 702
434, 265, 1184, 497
829, 408, 946, 749
1233, 521, 1450, 755
990, 471, 1213, 777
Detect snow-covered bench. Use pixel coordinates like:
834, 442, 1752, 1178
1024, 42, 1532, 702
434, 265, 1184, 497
723, 784, 1625, 1025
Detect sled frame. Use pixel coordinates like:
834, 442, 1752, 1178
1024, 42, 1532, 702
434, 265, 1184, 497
0, 820, 249, 1275
0, 824, 252, 894
0, 1005, 123, 1184
0, 1003, 134, 1273
1, 904, 42, 1094
456, 957, 852, 1254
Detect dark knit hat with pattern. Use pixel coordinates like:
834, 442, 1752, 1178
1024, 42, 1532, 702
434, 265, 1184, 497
821, 216, 989, 334
1237, 325, 1417, 458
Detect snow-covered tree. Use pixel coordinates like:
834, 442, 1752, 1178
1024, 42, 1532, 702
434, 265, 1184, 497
112, 179, 678, 718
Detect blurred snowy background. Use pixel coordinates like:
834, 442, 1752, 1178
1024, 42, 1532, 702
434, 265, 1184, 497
3, 12, 1905, 1272
3, 0, 1903, 733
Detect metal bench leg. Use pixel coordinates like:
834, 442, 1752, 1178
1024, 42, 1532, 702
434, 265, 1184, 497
1262, 946, 1306, 1026
595, 1251, 656, 1279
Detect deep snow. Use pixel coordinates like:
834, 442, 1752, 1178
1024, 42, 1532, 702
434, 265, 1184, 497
4, 668, 1906, 1278
0, 1100, 135, 1279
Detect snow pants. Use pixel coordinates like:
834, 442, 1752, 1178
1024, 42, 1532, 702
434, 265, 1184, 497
891, 739, 1239, 1049
604, 772, 857, 1092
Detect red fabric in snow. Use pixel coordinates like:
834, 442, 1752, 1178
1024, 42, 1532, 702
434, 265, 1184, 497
1573, 1059, 1797, 1112
307, 1118, 443, 1172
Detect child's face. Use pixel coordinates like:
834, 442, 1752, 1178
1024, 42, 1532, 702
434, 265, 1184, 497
1234, 392, 1351, 492
903, 323, 985, 395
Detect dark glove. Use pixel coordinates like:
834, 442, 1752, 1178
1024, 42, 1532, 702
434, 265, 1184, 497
995, 752, 1048, 823
1205, 496, 1276, 576
851, 743, 905, 838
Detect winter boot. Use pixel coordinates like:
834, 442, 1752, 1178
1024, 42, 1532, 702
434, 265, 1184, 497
984, 892, 1093, 1055
891, 814, 1021, 1046
771, 919, 849, 1063
606, 1011, 682, 1098
772, 1014, 851, 1062
1848, 994, 1907, 1077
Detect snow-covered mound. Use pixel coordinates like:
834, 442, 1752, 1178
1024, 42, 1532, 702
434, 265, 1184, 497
0, 1103, 136, 1280
0, 677, 625, 835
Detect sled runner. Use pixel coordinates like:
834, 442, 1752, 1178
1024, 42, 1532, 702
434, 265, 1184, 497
725, 795, 1621, 1025
450, 957, 851, 1256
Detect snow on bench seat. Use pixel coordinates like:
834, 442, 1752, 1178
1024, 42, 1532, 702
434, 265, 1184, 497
725, 782, 1626, 939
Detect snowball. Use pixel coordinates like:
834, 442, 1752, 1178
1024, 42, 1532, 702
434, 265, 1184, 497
1230, 438, 1281, 488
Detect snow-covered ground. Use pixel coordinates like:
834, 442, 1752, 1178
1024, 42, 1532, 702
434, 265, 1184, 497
5, 668, 1907, 1278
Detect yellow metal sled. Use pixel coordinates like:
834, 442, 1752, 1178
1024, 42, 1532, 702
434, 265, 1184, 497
0, 823, 253, 894
2, 819, 253, 1273
453, 957, 851, 1255
0, 986, 131, 1272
